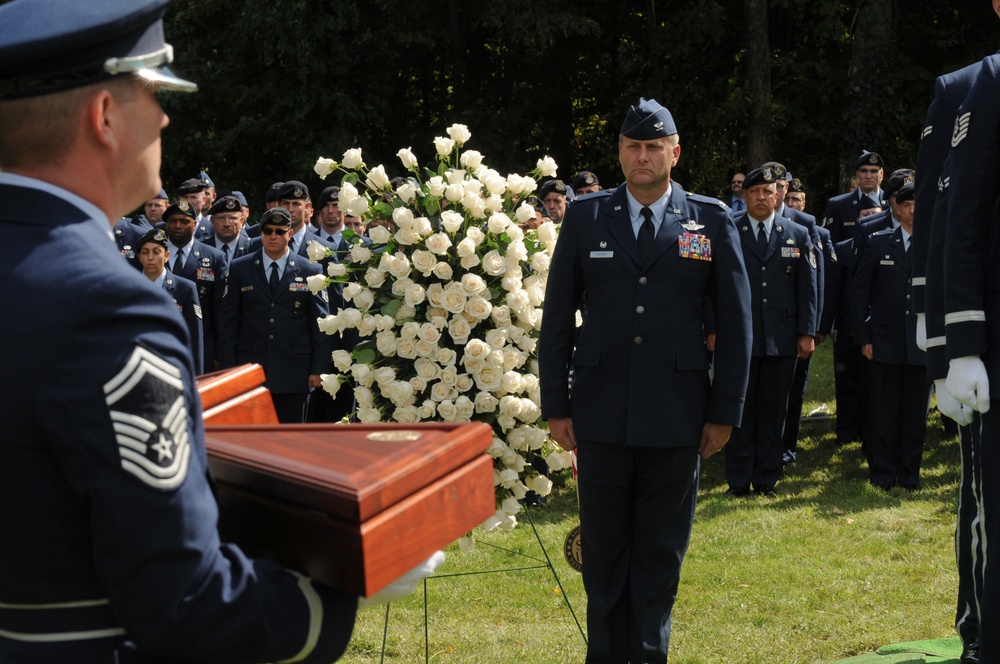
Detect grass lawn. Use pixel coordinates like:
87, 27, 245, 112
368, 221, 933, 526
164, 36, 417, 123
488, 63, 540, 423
340, 340, 962, 663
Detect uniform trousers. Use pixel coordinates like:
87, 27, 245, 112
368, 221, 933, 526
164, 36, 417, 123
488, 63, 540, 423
271, 392, 308, 424
867, 363, 929, 487
975, 408, 1000, 660
577, 440, 699, 664
782, 355, 810, 457
726, 355, 795, 491
833, 333, 868, 444
955, 415, 984, 647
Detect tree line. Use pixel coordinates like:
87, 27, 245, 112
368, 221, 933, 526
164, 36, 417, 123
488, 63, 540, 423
160, 0, 999, 217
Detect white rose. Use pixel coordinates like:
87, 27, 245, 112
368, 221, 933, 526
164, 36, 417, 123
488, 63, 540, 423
515, 202, 536, 225
499, 395, 523, 418
338, 308, 363, 331
393, 207, 415, 229
341, 147, 364, 169
480, 249, 506, 276
475, 365, 503, 391
306, 273, 328, 294
460, 149, 483, 170
417, 399, 437, 419
526, 474, 553, 497
455, 373, 474, 392
404, 283, 426, 307
393, 405, 420, 423
326, 262, 347, 278
375, 330, 398, 356
506, 240, 528, 261
353, 288, 375, 311
536, 155, 558, 178
536, 221, 557, 244
430, 381, 454, 402
463, 338, 491, 363
365, 164, 390, 191
425, 283, 444, 308
460, 273, 486, 296
530, 252, 550, 272
498, 469, 518, 489
371, 367, 396, 386
342, 282, 362, 302
440, 210, 464, 233
502, 347, 526, 372
384, 380, 414, 407
445, 182, 465, 202
351, 363, 372, 386
455, 395, 475, 420
396, 147, 418, 169
442, 285, 467, 314
387, 253, 411, 279
483, 193, 504, 213
434, 136, 455, 156
350, 244, 372, 263
414, 358, 441, 381
331, 349, 353, 372
545, 450, 574, 472
485, 328, 508, 350
510, 481, 528, 500
375, 314, 395, 331
447, 123, 472, 145
363, 267, 386, 288
448, 316, 472, 344
481, 511, 504, 532
437, 400, 458, 422
517, 335, 538, 353
446, 169, 467, 185
487, 212, 511, 234
355, 313, 376, 337
438, 365, 458, 387
460, 253, 480, 269
317, 314, 339, 335
396, 303, 416, 320
481, 171, 507, 196
397, 182, 417, 203
466, 226, 485, 245
491, 305, 512, 327
314, 156, 338, 179
394, 227, 421, 246
464, 196, 486, 219
501, 497, 522, 516
409, 376, 427, 393
357, 407, 381, 423
465, 296, 492, 321
506, 224, 525, 243
507, 289, 530, 312
436, 348, 458, 367
425, 232, 453, 256
354, 385, 374, 408
368, 225, 392, 244
474, 391, 499, 413
396, 337, 418, 359
427, 176, 446, 197
414, 217, 433, 237
432, 262, 453, 280
410, 250, 436, 276
414, 339, 437, 357
320, 373, 341, 398
501, 371, 523, 393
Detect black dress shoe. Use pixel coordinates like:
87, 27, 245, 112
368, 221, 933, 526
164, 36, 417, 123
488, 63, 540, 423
961, 638, 979, 663
900, 483, 920, 492
870, 481, 894, 491
726, 486, 751, 497
755, 485, 777, 498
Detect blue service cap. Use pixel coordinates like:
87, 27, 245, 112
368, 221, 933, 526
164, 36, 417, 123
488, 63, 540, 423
277, 180, 310, 201
621, 98, 677, 140
260, 207, 292, 227
153, 188, 169, 200
207, 196, 241, 216
316, 186, 341, 210
230, 190, 248, 207
163, 200, 196, 220
760, 161, 788, 181
137, 228, 168, 248
855, 150, 884, 170
0, 0, 197, 101
199, 170, 214, 188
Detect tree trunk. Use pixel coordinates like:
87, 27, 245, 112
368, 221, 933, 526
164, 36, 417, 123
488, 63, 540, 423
745, 0, 772, 168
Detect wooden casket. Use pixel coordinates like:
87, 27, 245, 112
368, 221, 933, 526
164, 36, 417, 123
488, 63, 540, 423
196, 367, 496, 597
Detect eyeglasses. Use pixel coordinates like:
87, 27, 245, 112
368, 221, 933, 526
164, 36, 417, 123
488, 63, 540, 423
732, 180, 744, 185
261, 228, 288, 236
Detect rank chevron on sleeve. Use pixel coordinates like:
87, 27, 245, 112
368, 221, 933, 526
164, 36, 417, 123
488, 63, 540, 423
103, 345, 191, 490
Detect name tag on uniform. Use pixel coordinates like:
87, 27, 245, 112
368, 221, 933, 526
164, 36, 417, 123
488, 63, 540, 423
844, 221, 856, 227
781, 247, 801, 259
196, 267, 215, 281
289, 282, 309, 292
880, 259, 895, 266
241, 285, 253, 292
590, 251, 614, 259
679, 233, 712, 261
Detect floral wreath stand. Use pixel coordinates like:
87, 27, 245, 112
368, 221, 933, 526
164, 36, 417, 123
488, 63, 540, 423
377, 505, 587, 662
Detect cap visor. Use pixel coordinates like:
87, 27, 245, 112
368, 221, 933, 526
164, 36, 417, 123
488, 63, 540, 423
137, 66, 197, 92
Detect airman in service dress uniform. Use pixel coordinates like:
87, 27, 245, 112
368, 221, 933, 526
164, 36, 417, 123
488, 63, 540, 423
0, 1, 362, 661
822, 151, 888, 245
540, 98, 752, 663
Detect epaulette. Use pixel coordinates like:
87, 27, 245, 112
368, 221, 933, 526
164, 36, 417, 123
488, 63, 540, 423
686, 192, 728, 209
870, 227, 894, 238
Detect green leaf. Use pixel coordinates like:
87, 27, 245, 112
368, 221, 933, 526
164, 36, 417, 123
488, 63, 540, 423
381, 298, 402, 318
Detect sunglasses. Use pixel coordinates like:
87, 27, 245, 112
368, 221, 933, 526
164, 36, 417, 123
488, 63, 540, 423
261, 228, 289, 236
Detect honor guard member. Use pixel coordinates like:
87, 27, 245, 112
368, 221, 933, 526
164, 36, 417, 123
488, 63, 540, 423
823, 150, 887, 244
136, 228, 204, 374
113, 188, 165, 258
915, 20, 1000, 658
768, 163, 831, 463
852, 168, 915, 262
786, 176, 807, 212
314, 185, 348, 247
230, 189, 252, 232
571, 170, 601, 196
198, 169, 216, 212
850, 183, 929, 490
220, 207, 332, 423
0, 0, 375, 660
727, 165, 817, 497
942, 50, 1000, 663
163, 199, 227, 372
173, 177, 214, 241
245, 182, 284, 238
828, 195, 882, 447
538, 178, 568, 223
540, 98, 752, 663
206, 194, 251, 265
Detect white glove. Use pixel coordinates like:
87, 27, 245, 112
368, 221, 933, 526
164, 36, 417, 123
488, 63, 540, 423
916, 313, 927, 351
358, 550, 445, 608
935, 379, 974, 426
946, 356, 991, 413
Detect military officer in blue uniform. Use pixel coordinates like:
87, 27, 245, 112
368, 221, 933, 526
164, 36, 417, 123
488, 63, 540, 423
174, 177, 214, 241
850, 184, 929, 490
852, 168, 915, 262
136, 228, 205, 374
942, 50, 1000, 663
220, 208, 332, 423
114, 188, 166, 259
540, 98, 752, 663
0, 0, 369, 660
206, 194, 252, 265
914, 31, 1000, 661
163, 200, 227, 373
823, 151, 888, 244
727, 165, 817, 496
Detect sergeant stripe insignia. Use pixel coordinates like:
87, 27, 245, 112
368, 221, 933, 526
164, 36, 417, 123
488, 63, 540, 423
938, 176, 950, 193
921, 125, 933, 140
103, 345, 191, 490
193, 304, 203, 320
952, 112, 971, 147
